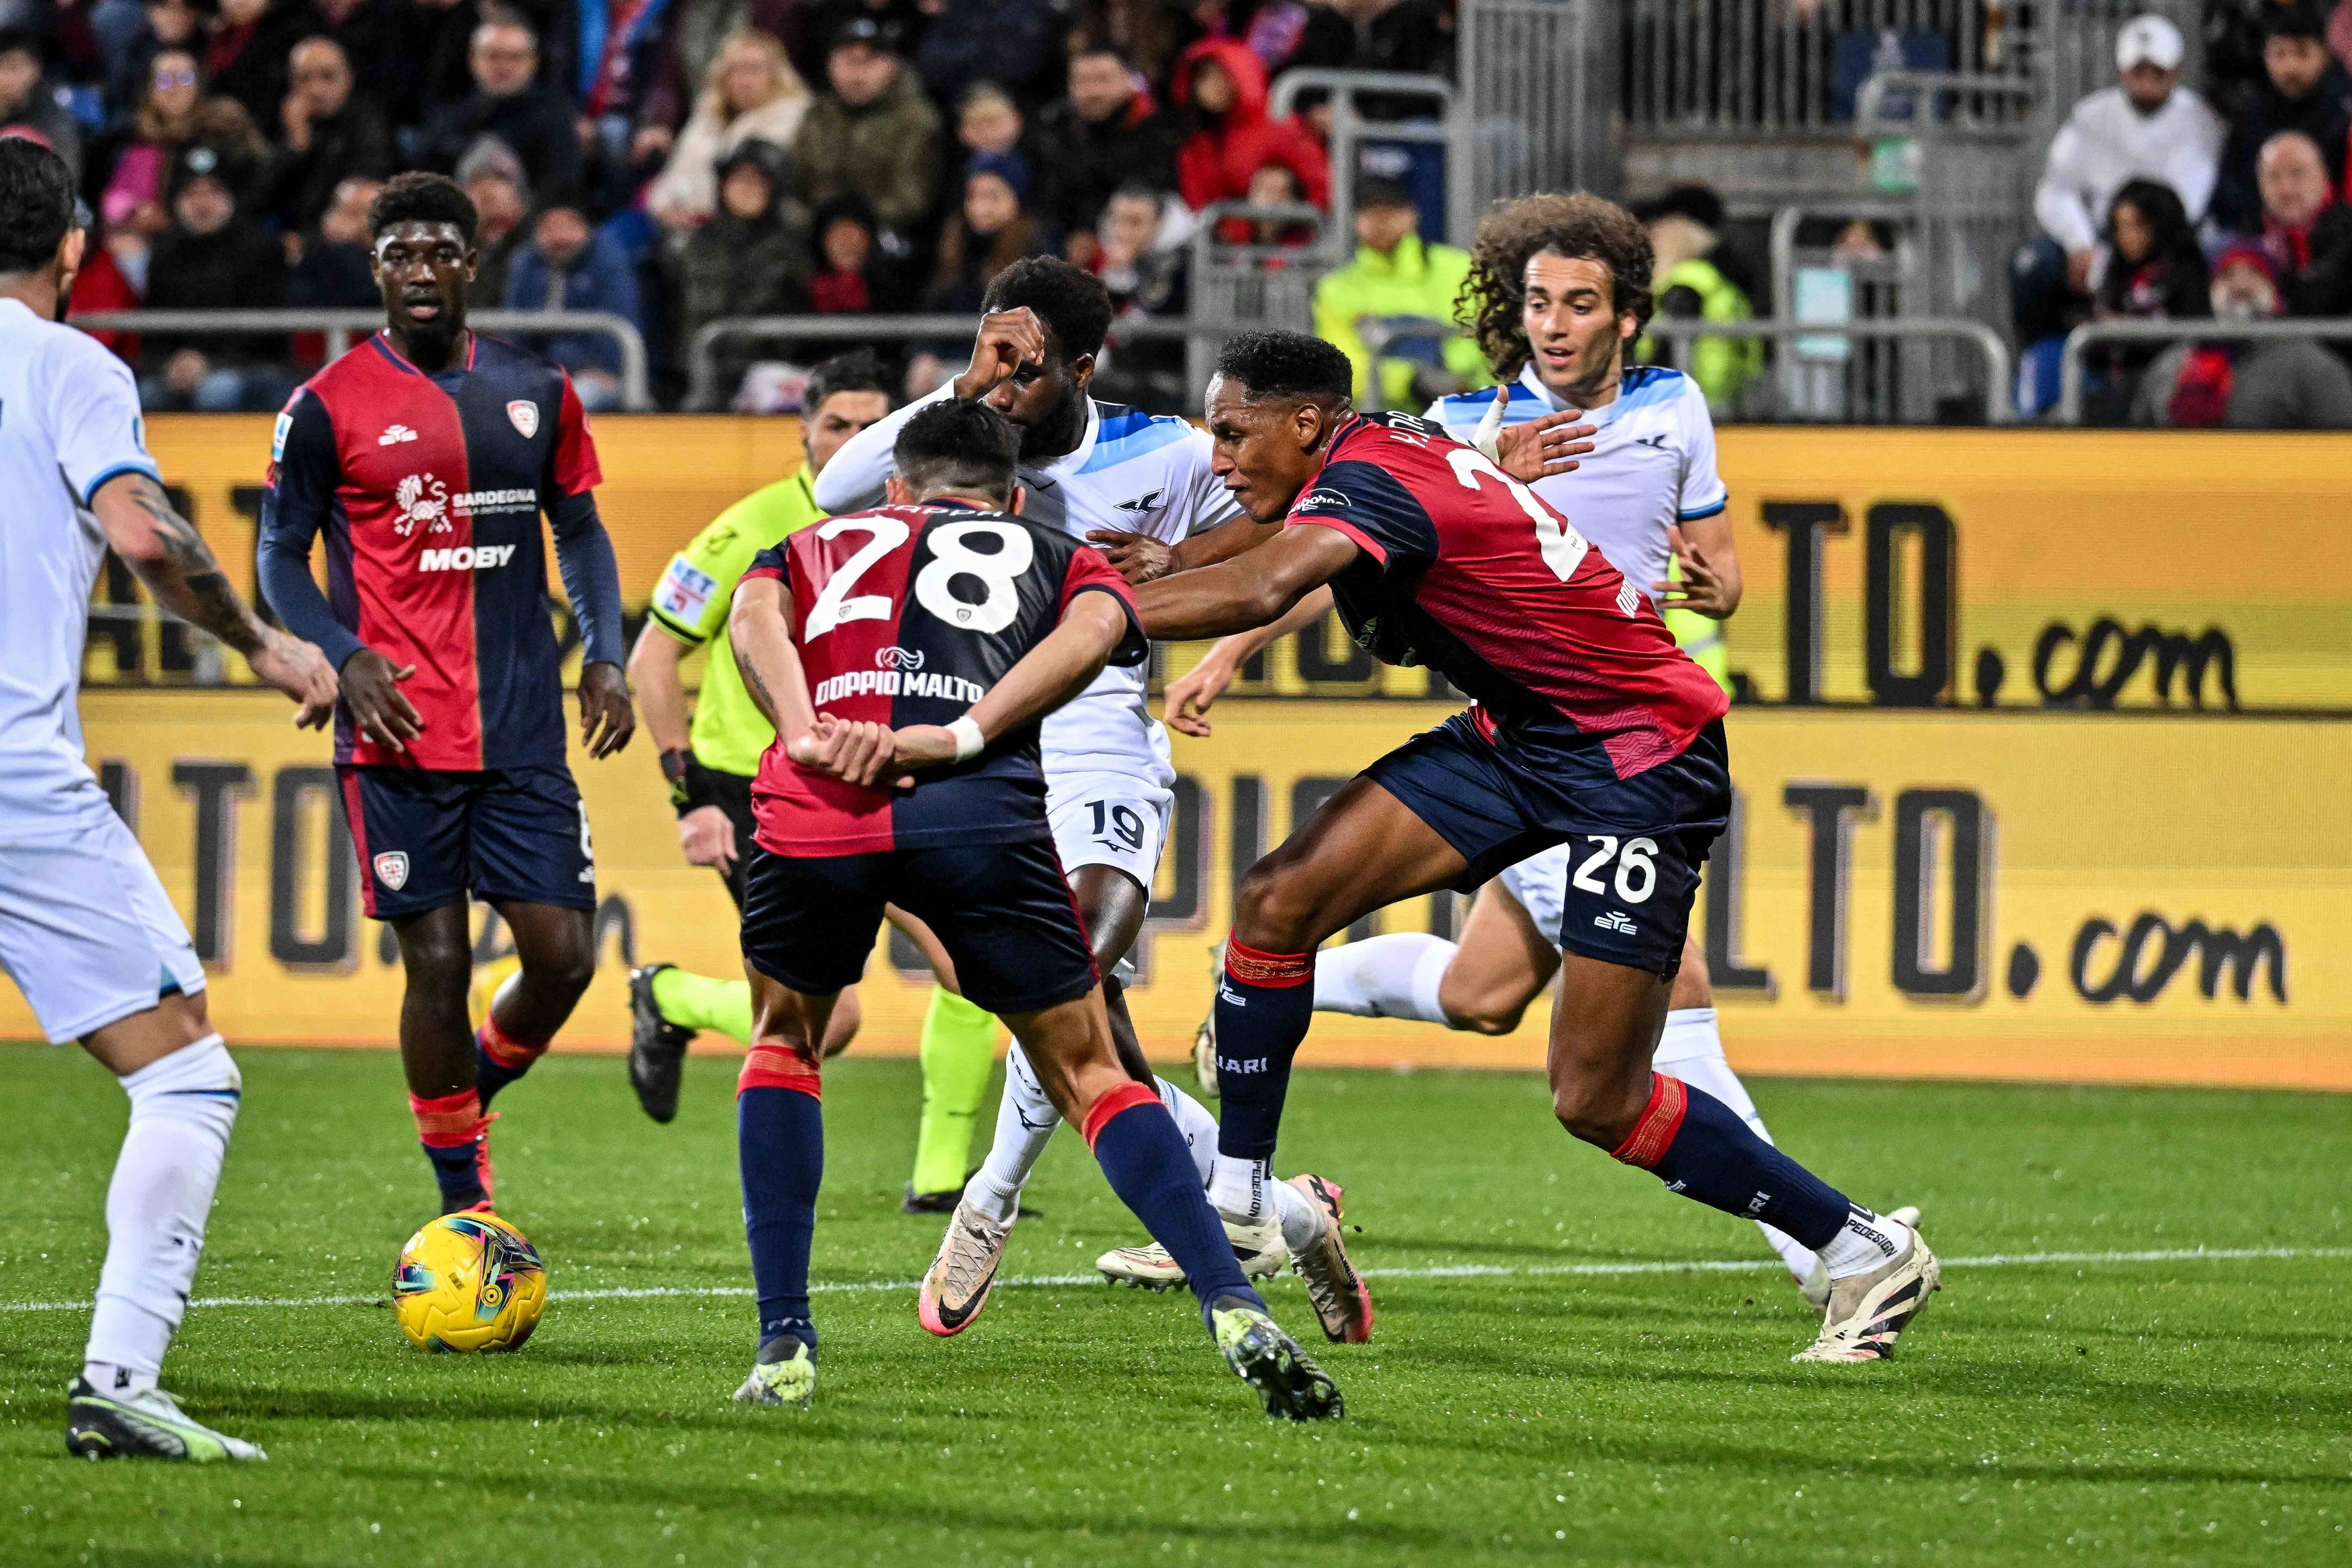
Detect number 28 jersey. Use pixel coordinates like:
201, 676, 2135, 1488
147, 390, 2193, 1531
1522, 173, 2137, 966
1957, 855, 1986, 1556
742, 501, 1147, 857
1287, 411, 1729, 791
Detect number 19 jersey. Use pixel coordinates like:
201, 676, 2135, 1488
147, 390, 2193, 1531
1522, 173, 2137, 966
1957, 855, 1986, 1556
1286, 411, 1728, 791
742, 501, 1147, 856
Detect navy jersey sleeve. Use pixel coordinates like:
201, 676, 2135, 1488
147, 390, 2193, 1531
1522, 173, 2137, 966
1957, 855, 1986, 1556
1056, 542, 1148, 667
1282, 458, 1441, 575
256, 388, 366, 669
543, 373, 624, 668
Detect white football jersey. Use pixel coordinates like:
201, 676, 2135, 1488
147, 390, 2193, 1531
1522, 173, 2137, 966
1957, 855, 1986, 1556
1426, 363, 1726, 607
0, 298, 162, 807
814, 387, 1243, 790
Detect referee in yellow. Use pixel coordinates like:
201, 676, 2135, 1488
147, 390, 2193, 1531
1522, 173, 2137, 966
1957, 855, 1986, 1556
624, 351, 1003, 1211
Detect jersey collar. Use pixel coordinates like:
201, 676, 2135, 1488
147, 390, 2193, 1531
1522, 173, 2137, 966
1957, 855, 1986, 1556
370, 329, 479, 378
1021, 396, 1102, 482
1519, 361, 1625, 422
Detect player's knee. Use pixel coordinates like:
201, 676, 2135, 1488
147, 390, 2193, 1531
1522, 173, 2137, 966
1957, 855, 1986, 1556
400, 928, 473, 993
522, 928, 597, 999
1452, 1001, 1526, 1037
1549, 1068, 1642, 1147
1231, 864, 1320, 952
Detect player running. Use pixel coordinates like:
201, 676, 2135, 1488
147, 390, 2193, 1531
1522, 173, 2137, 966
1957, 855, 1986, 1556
0, 139, 339, 1461
1133, 331, 1942, 1363
258, 172, 634, 1221
724, 398, 1338, 1418
1158, 194, 1898, 1310
813, 259, 1368, 1342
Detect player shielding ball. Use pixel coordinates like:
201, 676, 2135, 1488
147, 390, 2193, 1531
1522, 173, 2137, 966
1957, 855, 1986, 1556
0, 139, 340, 1460
724, 400, 1338, 1418
1162, 194, 1912, 1310
259, 172, 634, 1221
1135, 331, 1942, 1363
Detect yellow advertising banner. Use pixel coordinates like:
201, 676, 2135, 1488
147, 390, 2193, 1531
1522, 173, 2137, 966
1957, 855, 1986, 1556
10, 694, 2344, 1092
117, 418, 2352, 716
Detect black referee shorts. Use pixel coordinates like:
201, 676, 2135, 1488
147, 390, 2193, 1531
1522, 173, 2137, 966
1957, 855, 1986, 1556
705, 767, 757, 909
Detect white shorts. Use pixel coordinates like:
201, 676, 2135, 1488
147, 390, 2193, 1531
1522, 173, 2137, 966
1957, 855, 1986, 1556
1495, 843, 1571, 948
1046, 771, 1173, 987
0, 783, 205, 1044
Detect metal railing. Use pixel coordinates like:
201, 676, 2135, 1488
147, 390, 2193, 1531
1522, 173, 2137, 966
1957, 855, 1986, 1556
686, 311, 1224, 413
2056, 318, 2352, 425
1355, 315, 2013, 424
1268, 72, 1459, 249
66, 309, 653, 410
1461, 0, 1616, 203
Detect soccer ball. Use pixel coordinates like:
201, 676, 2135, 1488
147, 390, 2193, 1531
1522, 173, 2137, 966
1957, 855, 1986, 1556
391, 1212, 547, 1353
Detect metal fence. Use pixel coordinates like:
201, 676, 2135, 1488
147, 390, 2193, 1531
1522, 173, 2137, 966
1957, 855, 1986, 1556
1459, 0, 1617, 204
2056, 317, 2352, 425
66, 309, 654, 411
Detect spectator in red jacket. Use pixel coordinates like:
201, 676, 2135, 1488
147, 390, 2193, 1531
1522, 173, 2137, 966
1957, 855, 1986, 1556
1170, 36, 1326, 216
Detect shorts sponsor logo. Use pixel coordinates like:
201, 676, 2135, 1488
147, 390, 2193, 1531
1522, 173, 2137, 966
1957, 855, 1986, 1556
508, 400, 540, 439
875, 646, 925, 671
374, 851, 409, 891
1594, 909, 1636, 934
654, 559, 716, 618
811, 667, 986, 707
379, 423, 418, 446
418, 543, 518, 573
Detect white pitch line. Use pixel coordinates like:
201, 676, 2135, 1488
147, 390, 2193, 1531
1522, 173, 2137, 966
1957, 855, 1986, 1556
2, 1244, 2345, 1317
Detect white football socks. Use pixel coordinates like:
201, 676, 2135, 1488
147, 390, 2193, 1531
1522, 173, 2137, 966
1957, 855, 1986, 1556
1311, 932, 1456, 1024
1818, 1207, 1915, 1281
1653, 1008, 1822, 1288
1209, 1153, 1271, 1223
964, 1042, 1060, 1225
965, 1044, 1226, 1225
1268, 1177, 1321, 1253
84, 1034, 241, 1396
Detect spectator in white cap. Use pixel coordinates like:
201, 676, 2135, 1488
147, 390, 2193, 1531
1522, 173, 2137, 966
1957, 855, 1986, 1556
2013, 13, 2225, 409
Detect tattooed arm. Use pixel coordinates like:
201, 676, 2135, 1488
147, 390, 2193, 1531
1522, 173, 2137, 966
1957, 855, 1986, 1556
91, 471, 339, 727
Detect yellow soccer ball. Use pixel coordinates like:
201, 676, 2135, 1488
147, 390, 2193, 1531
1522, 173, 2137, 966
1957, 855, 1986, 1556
391, 1212, 547, 1353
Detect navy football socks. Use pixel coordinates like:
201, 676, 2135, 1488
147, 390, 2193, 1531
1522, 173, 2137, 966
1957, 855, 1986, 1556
738, 1085, 824, 1333
1084, 1084, 1265, 1324
1612, 1073, 1850, 1250
1210, 940, 1317, 1163
421, 1140, 487, 1213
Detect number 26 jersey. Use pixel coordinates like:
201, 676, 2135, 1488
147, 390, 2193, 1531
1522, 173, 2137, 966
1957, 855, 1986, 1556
741, 501, 1148, 857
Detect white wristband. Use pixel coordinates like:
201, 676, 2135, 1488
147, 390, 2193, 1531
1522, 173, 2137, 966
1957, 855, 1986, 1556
947, 715, 985, 762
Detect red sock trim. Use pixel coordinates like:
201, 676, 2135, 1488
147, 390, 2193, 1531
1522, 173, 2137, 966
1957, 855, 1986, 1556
1078, 1081, 1162, 1150
410, 1088, 486, 1148
738, 1044, 822, 1099
478, 1017, 549, 1069
1610, 1073, 1689, 1169
1224, 938, 1313, 989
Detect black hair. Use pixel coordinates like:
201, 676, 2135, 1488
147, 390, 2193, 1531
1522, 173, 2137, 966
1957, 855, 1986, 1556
981, 256, 1113, 363
803, 349, 891, 416
1213, 329, 1355, 404
2265, 1, 2325, 40
368, 170, 478, 244
0, 136, 76, 274
894, 398, 1020, 501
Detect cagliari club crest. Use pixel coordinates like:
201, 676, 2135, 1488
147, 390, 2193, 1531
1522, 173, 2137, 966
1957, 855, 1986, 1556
374, 851, 410, 891
508, 400, 539, 439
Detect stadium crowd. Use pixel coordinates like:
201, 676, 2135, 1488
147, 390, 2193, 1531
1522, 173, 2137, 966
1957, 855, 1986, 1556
1, 0, 1460, 408
2018, 3, 2352, 425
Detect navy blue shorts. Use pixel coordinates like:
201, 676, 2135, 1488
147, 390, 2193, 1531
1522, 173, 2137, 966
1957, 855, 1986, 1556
741, 834, 1098, 1015
338, 765, 596, 920
1364, 714, 1730, 976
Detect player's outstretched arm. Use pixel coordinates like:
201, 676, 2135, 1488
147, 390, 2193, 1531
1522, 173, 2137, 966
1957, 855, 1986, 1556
1162, 585, 1335, 737
1653, 516, 1743, 620
547, 491, 634, 757
881, 592, 1134, 781
93, 471, 338, 728
1133, 522, 1359, 642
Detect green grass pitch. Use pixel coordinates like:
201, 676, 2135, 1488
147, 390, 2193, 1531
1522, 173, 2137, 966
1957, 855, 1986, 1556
3, 1043, 2349, 1567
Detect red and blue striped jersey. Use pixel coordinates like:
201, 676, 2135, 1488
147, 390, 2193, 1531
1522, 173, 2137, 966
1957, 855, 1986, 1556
1286, 410, 1729, 788
742, 501, 1146, 856
258, 332, 609, 771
